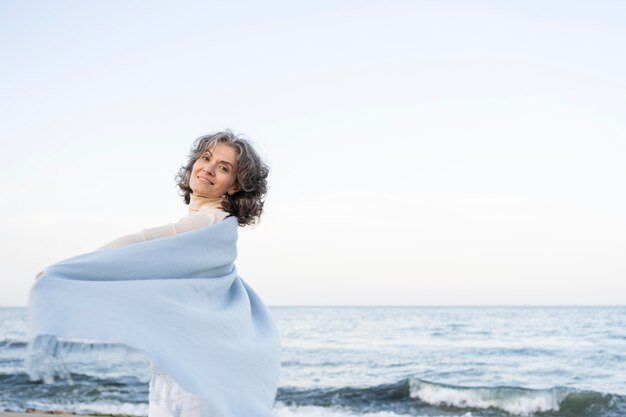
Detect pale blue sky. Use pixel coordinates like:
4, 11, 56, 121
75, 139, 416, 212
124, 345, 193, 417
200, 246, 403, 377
1, 1, 625, 306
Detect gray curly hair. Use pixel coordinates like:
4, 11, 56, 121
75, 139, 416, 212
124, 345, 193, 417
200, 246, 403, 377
175, 130, 269, 226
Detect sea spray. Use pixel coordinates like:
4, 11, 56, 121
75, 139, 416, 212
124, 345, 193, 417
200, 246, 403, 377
24, 333, 73, 384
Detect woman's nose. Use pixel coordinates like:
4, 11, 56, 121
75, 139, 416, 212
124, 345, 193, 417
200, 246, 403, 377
202, 164, 215, 175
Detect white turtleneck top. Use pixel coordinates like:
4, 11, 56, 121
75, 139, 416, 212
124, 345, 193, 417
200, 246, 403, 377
98, 195, 230, 250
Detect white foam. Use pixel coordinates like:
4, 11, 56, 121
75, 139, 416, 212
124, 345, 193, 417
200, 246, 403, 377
274, 402, 473, 417
24, 399, 149, 417
409, 379, 568, 416
10, 402, 473, 417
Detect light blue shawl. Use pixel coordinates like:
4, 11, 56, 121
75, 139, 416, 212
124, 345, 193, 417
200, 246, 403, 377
26, 216, 281, 417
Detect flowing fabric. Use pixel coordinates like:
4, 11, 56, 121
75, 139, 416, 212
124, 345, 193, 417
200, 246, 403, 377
26, 216, 282, 417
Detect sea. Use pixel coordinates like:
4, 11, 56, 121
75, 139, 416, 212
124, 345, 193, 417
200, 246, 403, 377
1, 306, 625, 417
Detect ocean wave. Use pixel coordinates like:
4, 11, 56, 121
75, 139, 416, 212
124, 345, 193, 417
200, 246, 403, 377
0, 337, 143, 352
278, 378, 625, 417
1, 374, 624, 416
6, 400, 148, 417
0, 339, 27, 349
409, 379, 567, 415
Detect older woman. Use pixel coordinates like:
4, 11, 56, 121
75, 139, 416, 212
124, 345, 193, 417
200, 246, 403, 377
30, 130, 279, 417
99, 130, 267, 247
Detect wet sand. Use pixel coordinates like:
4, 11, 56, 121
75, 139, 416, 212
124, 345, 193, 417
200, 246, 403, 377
0, 413, 136, 417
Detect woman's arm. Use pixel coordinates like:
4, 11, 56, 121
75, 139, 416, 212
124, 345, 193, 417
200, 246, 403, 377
98, 210, 227, 250
35, 210, 227, 279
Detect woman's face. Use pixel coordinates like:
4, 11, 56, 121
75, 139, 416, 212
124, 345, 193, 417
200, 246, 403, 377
189, 142, 240, 199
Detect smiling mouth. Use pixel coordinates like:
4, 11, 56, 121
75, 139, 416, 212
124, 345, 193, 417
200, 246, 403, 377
197, 176, 213, 185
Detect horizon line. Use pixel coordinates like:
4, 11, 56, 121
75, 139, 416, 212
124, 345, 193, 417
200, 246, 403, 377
2, 304, 625, 308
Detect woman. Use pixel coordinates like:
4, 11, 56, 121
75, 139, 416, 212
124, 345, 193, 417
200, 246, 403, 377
29, 130, 280, 417
99, 130, 266, 249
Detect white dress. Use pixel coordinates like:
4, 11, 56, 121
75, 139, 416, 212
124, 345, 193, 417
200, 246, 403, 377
98, 195, 230, 417
148, 361, 206, 417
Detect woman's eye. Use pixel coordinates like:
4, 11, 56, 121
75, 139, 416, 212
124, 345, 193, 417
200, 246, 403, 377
202, 156, 209, 161
219, 166, 229, 173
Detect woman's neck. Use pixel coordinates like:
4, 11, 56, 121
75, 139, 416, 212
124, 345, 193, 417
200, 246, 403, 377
188, 194, 225, 214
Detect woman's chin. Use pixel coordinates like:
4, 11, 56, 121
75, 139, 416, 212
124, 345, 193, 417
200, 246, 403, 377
190, 184, 214, 195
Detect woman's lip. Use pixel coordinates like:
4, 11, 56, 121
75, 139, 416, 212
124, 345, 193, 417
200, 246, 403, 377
197, 176, 213, 185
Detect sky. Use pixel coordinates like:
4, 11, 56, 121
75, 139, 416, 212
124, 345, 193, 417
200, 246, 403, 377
1, 1, 624, 306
